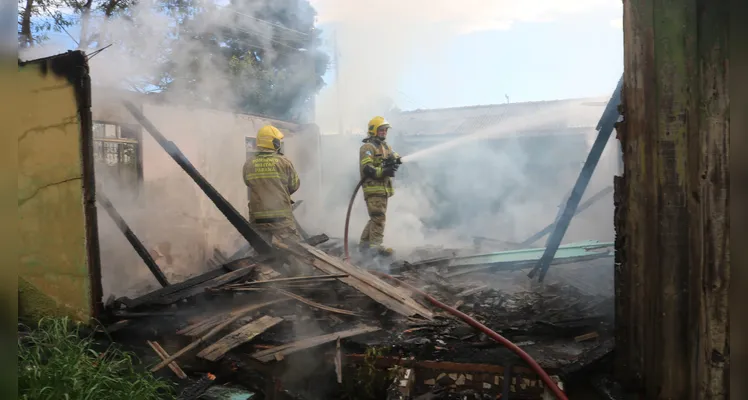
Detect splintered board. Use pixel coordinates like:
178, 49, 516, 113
281, 240, 433, 320
154, 264, 258, 305
197, 315, 284, 362
251, 325, 381, 362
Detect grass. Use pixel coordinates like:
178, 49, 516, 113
18, 318, 176, 400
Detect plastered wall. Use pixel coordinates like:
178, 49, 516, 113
17, 51, 102, 322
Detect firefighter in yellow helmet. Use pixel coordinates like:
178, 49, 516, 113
243, 125, 301, 238
359, 116, 401, 257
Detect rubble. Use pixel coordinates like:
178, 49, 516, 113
100, 99, 614, 399
101, 232, 614, 399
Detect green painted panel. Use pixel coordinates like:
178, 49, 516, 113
16, 54, 97, 323
444, 241, 613, 268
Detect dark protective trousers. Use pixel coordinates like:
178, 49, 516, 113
359, 196, 388, 247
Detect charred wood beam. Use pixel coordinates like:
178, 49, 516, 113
226, 234, 330, 265
122, 101, 273, 255
97, 190, 170, 287
519, 185, 614, 247
116, 267, 229, 309
305, 233, 330, 246
528, 75, 623, 282
150, 264, 258, 306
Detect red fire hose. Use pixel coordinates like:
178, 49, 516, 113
342, 180, 364, 261
342, 181, 569, 400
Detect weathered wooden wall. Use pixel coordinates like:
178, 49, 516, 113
615, 0, 729, 398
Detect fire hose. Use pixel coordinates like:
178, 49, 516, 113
342, 176, 569, 400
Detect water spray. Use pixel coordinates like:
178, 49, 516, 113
343, 155, 402, 261
340, 161, 568, 399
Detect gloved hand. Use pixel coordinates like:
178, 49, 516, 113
382, 155, 401, 176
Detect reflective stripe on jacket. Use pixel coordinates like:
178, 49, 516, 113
243, 151, 300, 222
359, 138, 399, 198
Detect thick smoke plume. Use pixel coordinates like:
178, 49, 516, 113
296, 100, 620, 257
19, 0, 321, 298
299, 0, 621, 257
18, 0, 621, 297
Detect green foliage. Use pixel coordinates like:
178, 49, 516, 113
340, 346, 399, 400
18, 0, 330, 122
18, 318, 176, 400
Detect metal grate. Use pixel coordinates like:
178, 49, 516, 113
92, 122, 142, 193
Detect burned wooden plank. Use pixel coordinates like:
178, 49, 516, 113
252, 325, 381, 363
178, 298, 291, 338
274, 288, 360, 316
97, 190, 170, 287
117, 267, 229, 309
574, 332, 600, 342
334, 338, 342, 384
225, 274, 348, 288
197, 315, 283, 362
254, 262, 282, 281
178, 315, 225, 337
457, 285, 488, 298
225, 233, 329, 266
147, 340, 187, 379
275, 239, 433, 319
112, 311, 176, 318
151, 299, 285, 372
96, 319, 131, 334
305, 233, 329, 246
152, 264, 258, 305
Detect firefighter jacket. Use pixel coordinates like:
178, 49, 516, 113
243, 150, 300, 224
359, 138, 399, 199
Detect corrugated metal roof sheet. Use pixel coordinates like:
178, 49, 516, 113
390, 97, 610, 137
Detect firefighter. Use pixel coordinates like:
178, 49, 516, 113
243, 125, 300, 238
359, 116, 401, 257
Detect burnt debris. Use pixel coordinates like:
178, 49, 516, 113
102, 233, 614, 399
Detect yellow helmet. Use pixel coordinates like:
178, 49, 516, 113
367, 116, 391, 137
256, 125, 284, 150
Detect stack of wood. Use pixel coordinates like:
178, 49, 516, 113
109, 234, 434, 378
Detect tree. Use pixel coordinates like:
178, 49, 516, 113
209, 0, 329, 121
17, 0, 75, 47
17, 0, 132, 48
17, 0, 330, 122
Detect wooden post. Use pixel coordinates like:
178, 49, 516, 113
615, 0, 729, 398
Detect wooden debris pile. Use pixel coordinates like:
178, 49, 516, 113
102, 233, 438, 397
102, 235, 614, 400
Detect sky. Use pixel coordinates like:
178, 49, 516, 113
311, 0, 624, 110
33, 0, 624, 112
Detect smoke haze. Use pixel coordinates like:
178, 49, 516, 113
18, 0, 621, 297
